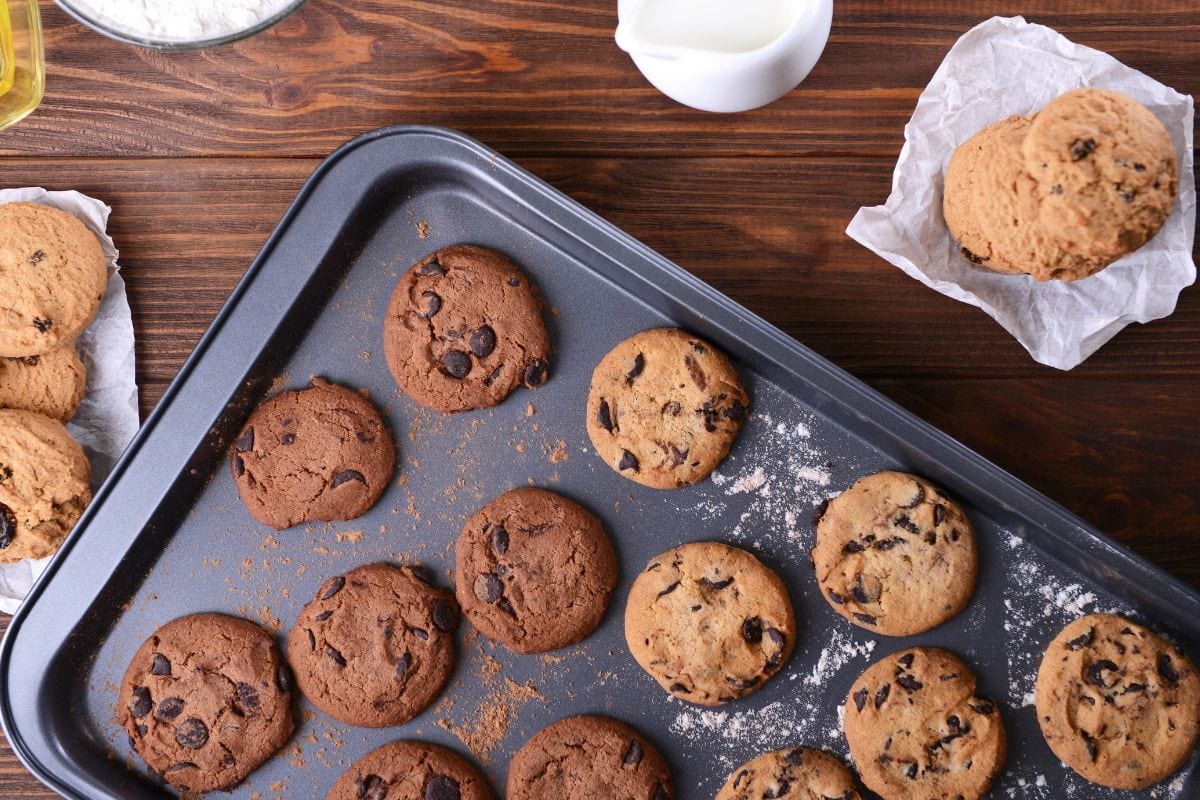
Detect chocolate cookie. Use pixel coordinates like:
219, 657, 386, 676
327, 740, 495, 800
0, 408, 91, 563
0, 202, 108, 358
383, 245, 551, 413
0, 344, 87, 422
812, 471, 977, 637
287, 563, 459, 727
625, 541, 794, 705
119, 613, 294, 794
506, 715, 673, 800
843, 647, 1006, 800
1035, 613, 1200, 789
586, 328, 749, 489
716, 747, 863, 800
230, 378, 395, 530
1023, 88, 1178, 266
455, 487, 617, 654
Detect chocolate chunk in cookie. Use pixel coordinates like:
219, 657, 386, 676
587, 328, 749, 489
327, 740, 495, 800
1035, 613, 1200, 789
625, 541, 794, 705
716, 747, 863, 800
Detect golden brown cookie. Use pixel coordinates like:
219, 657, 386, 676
1024, 88, 1178, 266
625, 541, 794, 706
455, 487, 617, 654
811, 471, 977, 637
717, 747, 862, 800
383, 245, 552, 413
1035, 613, 1200, 790
119, 613, 294, 794
0, 344, 86, 422
586, 328, 749, 489
0, 202, 107, 357
844, 648, 1006, 800
0, 408, 91, 563
326, 740, 495, 800
506, 715, 673, 800
230, 378, 395, 530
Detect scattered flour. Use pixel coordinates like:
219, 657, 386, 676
799, 628, 876, 688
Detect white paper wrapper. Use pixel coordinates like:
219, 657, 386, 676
846, 16, 1197, 370
0, 189, 139, 613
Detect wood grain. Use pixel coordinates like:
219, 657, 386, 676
1, 0, 1199, 794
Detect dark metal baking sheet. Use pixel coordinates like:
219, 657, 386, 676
2, 126, 1197, 800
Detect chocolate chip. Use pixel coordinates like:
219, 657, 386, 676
1082, 731, 1098, 761
166, 762, 197, 773
898, 653, 915, 668
356, 431, 376, 443
236, 427, 254, 452
28, 249, 45, 266
357, 773, 388, 799
934, 504, 945, 526
233, 456, 245, 477
326, 645, 347, 666
618, 450, 639, 472
742, 616, 763, 644
1158, 653, 1181, 684
897, 674, 924, 693
702, 576, 733, 591
275, 664, 293, 695
395, 651, 412, 678
597, 400, 615, 433
315, 610, 333, 621
970, 699, 995, 715
684, 355, 707, 390
483, 365, 504, 386
733, 770, 749, 789
281, 433, 296, 445
497, 597, 515, 616
409, 564, 435, 584
668, 444, 688, 467
236, 682, 260, 714
419, 259, 447, 276
853, 687, 869, 712
902, 484, 925, 508
469, 326, 496, 358
1086, 659, 1119, 687
626, 353, 645, 382
156, 697, 184, 720
1070, 137, 1097, 160
130, 686, 152, 718
725, 674, 760, 691
1134, 162, 1146, 173
507, 277, 520, 286
1066, 628, 1093, 650
827, 590, 846, 605
491, 525, 509, 555
432, 599, 457, 632
875, 683, 890, 708
332, 469, 365, 488
412, 626, 429, 640
321, 576, 345, 600
623, 738, 644, 766
904, 762, 918, 779
961, 247, 986, 265
33, 317, 52, 333
874, 537, 903, 550
893, 515, 920, 535
1123, 683, 1146, 694
1115, 183, 1137, 202
851, 577, 871, 604
475, 573, 503, 604
669, 682, 688, 694
854, 612, 877, 625
652, 785, 669, 800
723, 400, 747, 421
523, 358, 549, 387
426, 775, 460, 800
811, 499, 830, 527
658, 581, 680, 598
175, 718, 208, 749
844, 540, 866, 554
149, 654, 171, 676
442, 350, 472, 379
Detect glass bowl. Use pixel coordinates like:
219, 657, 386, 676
53, 0, 306, 50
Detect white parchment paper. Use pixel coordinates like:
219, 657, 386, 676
0, 189, 139, 613
846, 16, 1197, 370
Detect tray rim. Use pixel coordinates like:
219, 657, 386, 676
3, 124, 1198, 799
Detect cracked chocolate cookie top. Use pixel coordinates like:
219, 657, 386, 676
1035, 613, 1200, 790
716, 747, 863, 800
383, 245, 551, 413
455, 487, 617, 655
812, 471, 977, 637
843, 647, 1006, 800
506, 715, 674, 800
287, 562, 459, 728
0, 202, 107, 358
119, 613, 294, 794
326, 739, 495, 800
586, 327, 749, 489
625, 541, 795, 706
229, 378, 395, 530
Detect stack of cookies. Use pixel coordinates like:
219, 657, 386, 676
944, 88, 1178, 281
0, 202, 105, 563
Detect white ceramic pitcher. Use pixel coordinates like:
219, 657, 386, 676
615, 0, 833, 113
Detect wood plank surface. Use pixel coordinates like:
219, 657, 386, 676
1, 0, 1198, 795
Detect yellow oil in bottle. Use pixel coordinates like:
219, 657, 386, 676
0, 0, 44, 131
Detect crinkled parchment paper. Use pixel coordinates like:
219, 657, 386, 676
846, 16, 1196, 370
0, 189, 139, 613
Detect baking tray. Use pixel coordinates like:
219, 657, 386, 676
2, 126, 1198, 800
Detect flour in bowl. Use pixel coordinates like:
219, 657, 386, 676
68, 0, 298, 43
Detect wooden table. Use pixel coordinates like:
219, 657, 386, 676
2, 1, 1197, 795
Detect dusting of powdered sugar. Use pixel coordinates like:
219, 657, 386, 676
796, 628, 876, 688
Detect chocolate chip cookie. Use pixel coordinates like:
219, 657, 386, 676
455, 487, 617, 654
0, 202, 108, 358
119, 613, 294, 794
0, 408, 91, 563
506, 715, 674, 800
287, 562, 459, 727
230, 378, 395, 530
327, 740, 495, 800
1035, 613, 1200, 789
383, 245, 551, 413
1023, 88, 1178, 266
0, 344, 87, 422
625, 541, 794, 705
586, 328, 749, 489
812, 471, 977, 637
843, 647, 1006, 800
716, 747, 862, 800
